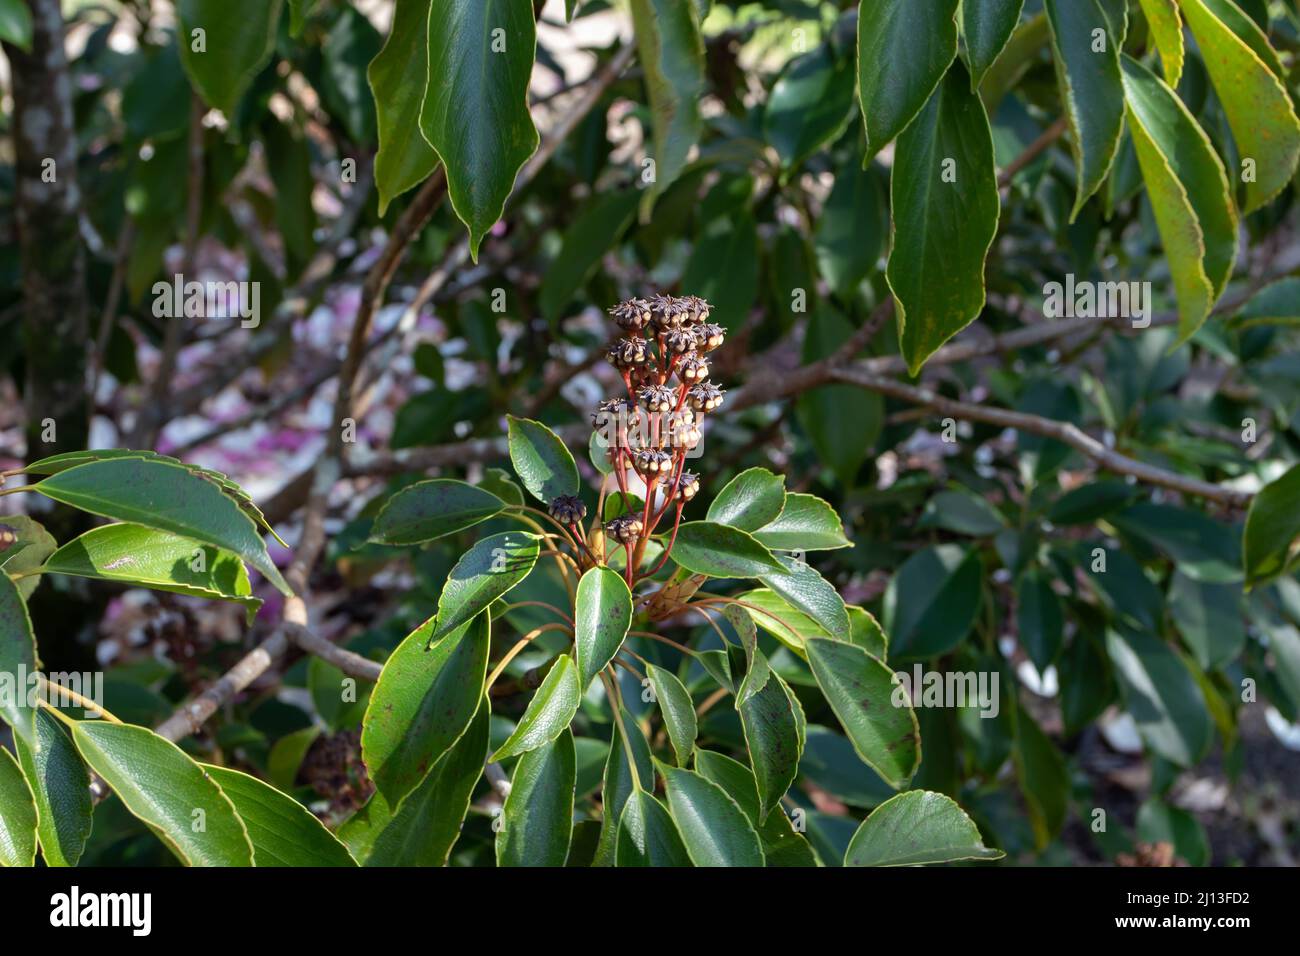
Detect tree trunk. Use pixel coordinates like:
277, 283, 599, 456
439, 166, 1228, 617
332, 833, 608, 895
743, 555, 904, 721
4, 0, 88, 457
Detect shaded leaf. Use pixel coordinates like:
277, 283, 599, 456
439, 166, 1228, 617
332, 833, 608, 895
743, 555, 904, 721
615, 788, 692, 867
15, 709, 92, 867
204, 766, 356, 866
659, 762, 765, 866
844, 790, 1002, 866
370, 479, 506, 546
507, 415, 580, 504
672, 522, 785, 579
177, 0, 283, 115
369, 0, 440, 213
429, 532, 539, 643
646, 663, 697, 767
0, 746, 36, 867
496, 729, 575, 866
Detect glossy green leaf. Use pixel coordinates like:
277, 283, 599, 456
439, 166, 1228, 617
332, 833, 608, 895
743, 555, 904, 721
813, 159, 887, 298
0, 515, 55, 601
844, 790, 1002, 866
630, 0, 706, 214
492, 655, 581, 760
734, 587, 829, 654
659, 762, 765, 867
1017, 569, 1063, 671
738, 674, 801, 821
0, 746, 36, 867
1180, 0, 1300, 212
506, 415, 580, 504
593, 707, 654, 866
370, 479, 506, 546
693, 749, 818, 866
419, 0, 539, 258
796, 306, 883, 483
1169, 572, 1245, 670
574, 567, 633, 689
361, 612, 490, 802
764, 44, 855, 169
615, 788, 692, 867
1137, 0, 1184, 87
919, 489, 1005, 536
1106, 628, 1213, 767
41, 523, 261, 619
883, 544, 982, 660
680, 213, 760, 331
176, 0, 284, 115
646, 663, 697, 767
430, 532, 539, 643
888, 61, 1000, 375
726, 603, 770, 707
758, 554, 851, 643
1234, 277, 1300, 328
0, 0, 32, 52
856, 0, 960, 155
496, 729, 575, 866
1111, 503, 1241, 583
964, 0, 1025, 88
805, 637, 920, 788
1012, 704, 1069, 847
707, 467, 786, 532
34, 458, 290, 596
672, 522, 785, 579
540, 191, 640, 324
369, 0, 440, 213
1243, 463, 1300, 587
1044, 0, 1124, 218
366, 700, 488, 866
203, 765, 356, 866
753, 494, 851, 552
15, 709, 92, 867
72, 722, 253, 866
1120, 55, 1237, 342
0, 573, 37, 746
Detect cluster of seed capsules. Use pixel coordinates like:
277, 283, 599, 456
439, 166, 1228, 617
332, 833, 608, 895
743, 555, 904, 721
546, 294, 725, 579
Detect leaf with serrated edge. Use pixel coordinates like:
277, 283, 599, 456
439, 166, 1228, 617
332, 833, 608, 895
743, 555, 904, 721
844, 790, 1002, 866
492, 655, 581, 760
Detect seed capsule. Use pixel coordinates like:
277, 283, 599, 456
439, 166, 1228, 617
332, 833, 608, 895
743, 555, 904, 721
696, 323, 725, 353
663, 327, 697, 355
682, 295, 711, 324
687, 382, 724, 413
609, 298, 652, 332
607, 337, 648, 369
548, 495, 587, 525
679, 353, 710, 384
676, 471, 701, 501
606, 514, 644, 545
649, 294, 687, 331
632, 449, 673, 475
637, 384, 676, 413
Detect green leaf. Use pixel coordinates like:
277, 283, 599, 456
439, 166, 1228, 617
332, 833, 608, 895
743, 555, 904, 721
1111, 503, 1242, 583
1012, 704, 1069, 847
370, 479, 506, 545
813, 159, 888, 298
540, 191, 640, 324
615, 788, 692, 867
0, 0, 33, 52
659, 762, 765, 866
680, 213, 761, 331
797, 305, 883, 483
15, 709, 92, 867
734, 587, 828, 654
693, 749, 818, 866
369, 0, 440, 213
177, 0, 284, 115
429, 532, 540, 643
707, 467, 787, 532
1017, 569, 1064, 671
1120, 55, 1237, 343
72, 722, 253, 866
630, 0, 706, 215
1169, 572, 1245, 671
419, 0, 539, 259
41, 524, 261, 619
1044, 0, 1125, 218
492, 655, 582, 760
0, 746, 36, 867
1106, 628, 1213, 767
1137, 0, 1184, 87
758, 554, 851, 642
0, 573, 37, 746
1180, 0, 1300, 212
361, 612, 490, 802
883, 544, 982, 660
963, 0, 1025, 88
844, 790, 1002, 866
0, 515, 56, 601
919, 489, 1006, 536
1243, 463, 1300, 587
366, 699, 488, 866
672, 522, 785, 579
34, 458, 290, 596
848, 606, 888, 660
646, 663, 698, 767
726, 604, 770, 707
593, 706, 654, 866
764, 44, 856, 169
506, 415, 580, 504
1233, 277, 1300, 328
287, 0, 319, 37
496, 729, 576, 866
805, 637, 920, 788
1046, 481, 1139, 524
203, 765, 356, 866
1137, 798, 1210, 866
856, 0, 960, 155
738, 674, 801, 820
321, 5, 381, 145
574, 567, 633, 689
753, 494, 851, 552
888, 60, 1000, 375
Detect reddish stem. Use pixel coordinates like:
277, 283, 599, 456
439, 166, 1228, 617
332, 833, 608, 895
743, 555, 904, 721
645, 503, 685, 578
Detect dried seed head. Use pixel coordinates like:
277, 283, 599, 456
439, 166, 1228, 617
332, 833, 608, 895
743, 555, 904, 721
632, 448, 673, 476
662, 326, 697, 355
607, 337, 648, 369
592, 397, 640, 429
609, 298, 652, 332
676, 471, 701, 501
548, 495, 587, 525
679, 353, 710, 384
606, 514, 644, 545
687, 382, 724, 413
637, 384, 676, 413
649, 294, 687, 331
682, 295, 711, 324
696, 323, 725, 353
